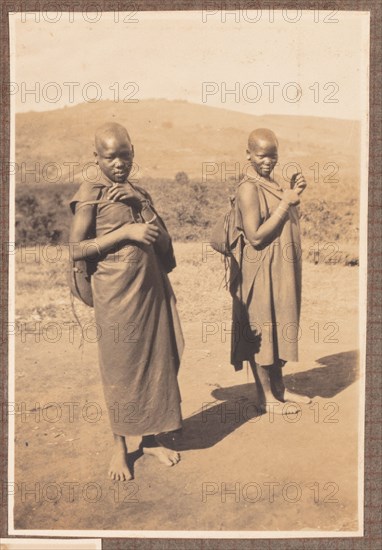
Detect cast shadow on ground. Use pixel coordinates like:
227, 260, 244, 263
284, 349, 359, 399
159, 350, 359, 451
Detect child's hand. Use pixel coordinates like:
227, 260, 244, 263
282, 189, 301, 206
290, 173, 307, 195
107, 184, 141, 204
121, 223, 160, 245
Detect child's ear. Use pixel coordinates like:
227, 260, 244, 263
93, 151, 98, 164
246, 149, 251, 161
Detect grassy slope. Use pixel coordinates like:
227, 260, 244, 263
15, 100, 361, 258
16, 99, 360, 184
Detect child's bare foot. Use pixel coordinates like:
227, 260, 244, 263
260, 400, 300, 415
284, 390, 311, 404
109, 451, 133, 481
143, 445, 180, 466
141, 435, 180, 466
108, 434, 133, 481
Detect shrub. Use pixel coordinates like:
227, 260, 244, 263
16, 193, 61, 245
174, 171, 190, 185
14, 179, 359, 264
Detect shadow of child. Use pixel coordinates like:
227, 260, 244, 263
158, 349, 359, 451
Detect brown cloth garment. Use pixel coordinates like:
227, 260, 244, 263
70, 181, 184, 436
230, 167, 302, 371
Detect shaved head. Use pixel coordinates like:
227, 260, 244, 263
94, 122, 134, 183
246, 128, 278, 179
248, 128, 278, 151
94, 122, 132, 152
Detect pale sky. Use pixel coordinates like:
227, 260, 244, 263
11, 10, 369, 119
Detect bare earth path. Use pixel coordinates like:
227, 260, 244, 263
13, 243, 360, 533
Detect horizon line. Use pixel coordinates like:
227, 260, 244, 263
14, 98, 361, 124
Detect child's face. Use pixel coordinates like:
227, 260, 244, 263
95, 134, 134, 183
247, 139, 278, 178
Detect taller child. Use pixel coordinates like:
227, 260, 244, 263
231, 128, 311, 413
69, 123, 183, 480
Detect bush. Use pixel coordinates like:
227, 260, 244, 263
16, 193, 61, 245
300, 198, 358, 242
174, 171, 189, 185
14, 179, 359, 264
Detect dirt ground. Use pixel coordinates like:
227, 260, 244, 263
12, 243, 361, 534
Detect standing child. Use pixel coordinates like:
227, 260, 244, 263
230, 128, 311, 414
69, 122, 183, 480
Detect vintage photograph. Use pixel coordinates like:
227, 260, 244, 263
7, 8, 369, 539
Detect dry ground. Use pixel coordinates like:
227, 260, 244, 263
12, 242, 361, 533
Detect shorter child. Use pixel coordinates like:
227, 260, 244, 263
230, 128, 310, 413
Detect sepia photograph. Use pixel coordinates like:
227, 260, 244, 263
5, 6, 372, 542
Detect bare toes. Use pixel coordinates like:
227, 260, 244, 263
283, 404, 300, 414
168, 451, 180, 466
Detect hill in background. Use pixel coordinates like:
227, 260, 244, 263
15, 100, 361, 256
16, 98, 359, 182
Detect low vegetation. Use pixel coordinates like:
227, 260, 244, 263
15, 174, 359, 266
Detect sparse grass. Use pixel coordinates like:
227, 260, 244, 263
15, 242, 359, 327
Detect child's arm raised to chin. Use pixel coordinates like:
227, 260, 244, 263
237, 182, 300, 248
106, 184, 171, 253
69, 204, 160, 261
